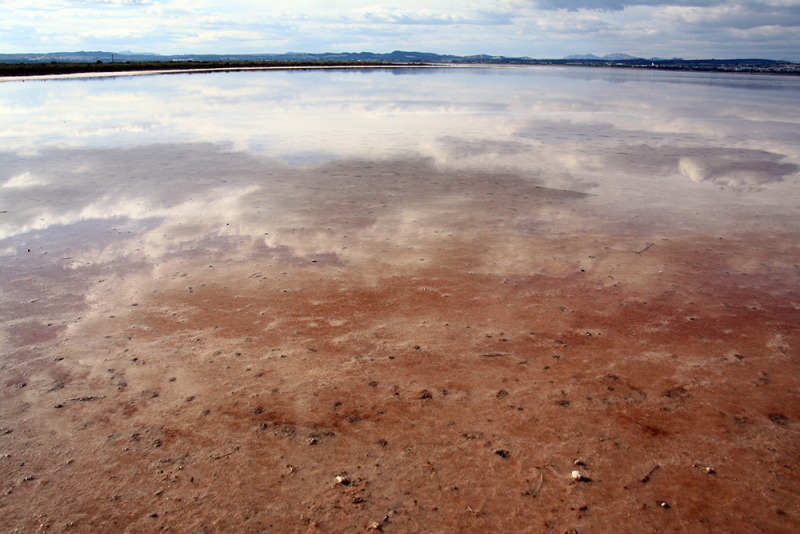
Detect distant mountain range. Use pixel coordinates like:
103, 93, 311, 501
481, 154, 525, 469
0, 50, 517, 64
566, 53, 638, 60
0, 50, 797, 75
563, 53, 682, 61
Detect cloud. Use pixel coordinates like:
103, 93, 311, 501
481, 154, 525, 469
65, 0, 156, 5
180, 30, 268, 44
350, 6, 515, 26
656, 3, 800, 30
530, 0, 722, 11
1, 0, 799, 60
79, 28, 149, 39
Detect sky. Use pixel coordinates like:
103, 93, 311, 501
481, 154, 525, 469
1, 1, 799, 61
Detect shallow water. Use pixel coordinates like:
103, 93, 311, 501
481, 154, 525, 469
1, 67, 799, 532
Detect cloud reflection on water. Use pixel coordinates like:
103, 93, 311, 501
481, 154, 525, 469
2, 68, 799, 162
0, 66, 798, 276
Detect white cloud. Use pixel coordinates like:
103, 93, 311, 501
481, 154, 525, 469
0, 1, 798, 59
180, 30, 267, 44
79, 28, 150, 39
65, 0, 156, 5
529, 0, 723, 11
349, 5, 515, 25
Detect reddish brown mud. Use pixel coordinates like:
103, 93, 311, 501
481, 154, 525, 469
1, 150, 799, 533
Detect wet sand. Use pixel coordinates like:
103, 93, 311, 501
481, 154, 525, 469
1, 144, 799, 532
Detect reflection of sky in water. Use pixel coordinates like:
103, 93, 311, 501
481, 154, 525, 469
3, 67, 799, 160
1, 67, 799, 271
3, 69, 799, 534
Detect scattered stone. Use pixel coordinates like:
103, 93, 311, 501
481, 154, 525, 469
692, 462, 716, 474
664, 387, 687, 398
641, 464, 660, 483
769, 414, 790, 425
68, 396, 105, 402
209, 446, 239, 460
335, 475, 351, 486
494, 449, 510, 459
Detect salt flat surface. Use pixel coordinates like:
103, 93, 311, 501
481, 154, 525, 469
1, 67, 799, 532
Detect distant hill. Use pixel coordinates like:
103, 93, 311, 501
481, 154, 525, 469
117, 50, 158, 56
0, 50, 503, 64
564, 54, 601, 60
564, 53, 638, 60
564, 53, 644, 60
603, 53, 641, 60
0, 50, 797, 76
